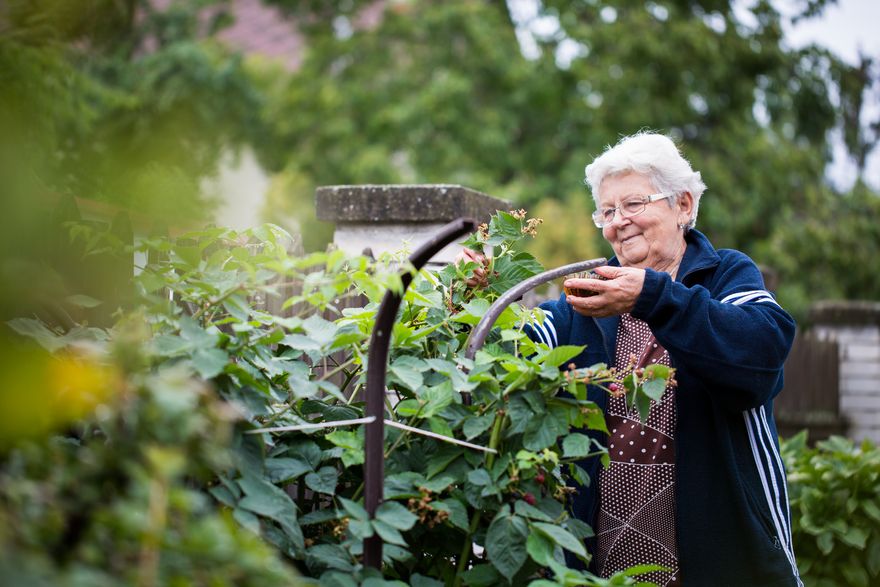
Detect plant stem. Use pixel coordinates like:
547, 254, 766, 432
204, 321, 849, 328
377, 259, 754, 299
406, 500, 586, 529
453, 408, 506, 585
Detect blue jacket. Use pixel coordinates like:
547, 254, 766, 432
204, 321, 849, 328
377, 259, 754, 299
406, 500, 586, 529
531, 230, 801, 586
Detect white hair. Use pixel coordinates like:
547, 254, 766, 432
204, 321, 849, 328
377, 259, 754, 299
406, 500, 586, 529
584, 132, 707, 230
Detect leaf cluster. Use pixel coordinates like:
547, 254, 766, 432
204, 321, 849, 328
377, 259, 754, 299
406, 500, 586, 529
2, 211, 674, 585
781, 432, 880, 587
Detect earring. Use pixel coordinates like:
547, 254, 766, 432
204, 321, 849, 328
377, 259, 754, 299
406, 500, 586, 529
678, 222, 687, 230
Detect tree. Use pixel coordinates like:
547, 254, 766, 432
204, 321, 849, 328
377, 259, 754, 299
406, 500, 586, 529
257, 0, 879, 319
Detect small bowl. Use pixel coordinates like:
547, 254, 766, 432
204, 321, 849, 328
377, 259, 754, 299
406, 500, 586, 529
563, 270, 607, 297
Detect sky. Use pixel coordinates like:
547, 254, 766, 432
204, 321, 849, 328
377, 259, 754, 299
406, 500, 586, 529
775, 0, 880, 190
509, 0, 880, 191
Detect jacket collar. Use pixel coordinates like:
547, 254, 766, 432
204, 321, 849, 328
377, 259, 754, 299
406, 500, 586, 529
604, 228, 720, 284
593, 229, 720, 358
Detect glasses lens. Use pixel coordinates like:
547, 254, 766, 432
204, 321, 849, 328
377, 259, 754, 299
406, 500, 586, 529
591, 210, 606, 227
622, 198, 646, 215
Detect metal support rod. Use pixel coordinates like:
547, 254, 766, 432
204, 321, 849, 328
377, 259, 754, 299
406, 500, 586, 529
363, 217, 478, 568
464, 258, 607, 362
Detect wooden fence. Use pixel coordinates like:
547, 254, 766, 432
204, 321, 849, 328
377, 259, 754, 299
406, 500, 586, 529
775, 331, 846, 441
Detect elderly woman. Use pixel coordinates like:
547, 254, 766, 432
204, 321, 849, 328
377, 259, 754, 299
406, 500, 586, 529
462, 133, 800, 586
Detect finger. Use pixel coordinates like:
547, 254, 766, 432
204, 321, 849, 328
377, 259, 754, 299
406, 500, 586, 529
592, 265, 622, 279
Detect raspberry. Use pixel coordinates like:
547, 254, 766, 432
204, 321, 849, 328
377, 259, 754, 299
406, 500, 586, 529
523, 493, 537, 506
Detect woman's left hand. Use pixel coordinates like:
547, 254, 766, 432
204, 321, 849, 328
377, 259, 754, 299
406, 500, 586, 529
563, 266, 646, 318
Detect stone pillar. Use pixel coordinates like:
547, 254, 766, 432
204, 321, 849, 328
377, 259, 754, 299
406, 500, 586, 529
811, 301, 880, 445
315, 184, 510, 266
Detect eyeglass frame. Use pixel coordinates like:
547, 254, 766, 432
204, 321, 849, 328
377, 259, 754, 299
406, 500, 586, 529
591, 191, 677, 228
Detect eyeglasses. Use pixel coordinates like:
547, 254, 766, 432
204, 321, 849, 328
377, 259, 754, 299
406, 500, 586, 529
591, 192, 676, 228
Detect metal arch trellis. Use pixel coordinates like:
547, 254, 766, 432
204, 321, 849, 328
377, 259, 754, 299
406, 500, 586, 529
362, 217, 479, 567
362, 216, 607, 568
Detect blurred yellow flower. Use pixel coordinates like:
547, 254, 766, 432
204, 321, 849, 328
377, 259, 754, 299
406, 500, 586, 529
0, 336, 120, 446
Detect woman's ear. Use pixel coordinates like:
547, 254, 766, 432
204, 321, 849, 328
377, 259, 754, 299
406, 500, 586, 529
678, 191, 695, 225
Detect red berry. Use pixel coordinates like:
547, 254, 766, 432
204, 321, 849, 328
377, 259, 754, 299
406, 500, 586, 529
523, 493, 536, 506
608, 383, 620, 392
535, 472, 545, 484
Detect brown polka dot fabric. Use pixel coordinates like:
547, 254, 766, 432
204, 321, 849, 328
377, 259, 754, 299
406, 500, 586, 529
595, 314, 680, 586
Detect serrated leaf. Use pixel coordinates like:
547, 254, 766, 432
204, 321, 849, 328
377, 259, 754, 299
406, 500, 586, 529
372, 519, 408, 546
514, 500, 554, 522
433, 498, 468, 530
463, 413, 495, 440
641, 377, 667, 401
562, 433, 595, 458
325, 430, 364, 467
537, 345, 585, 367
305, 466, 339, 495
524, 411, 565, 451
265, 458, 311, 483
460, 564, 502, 587
191, 347, 228, 378
306, 544, 354, 572
486, 509, 528, 581
302, 314, 338, 347
526, 531, 555, 566
389, 362, 424, 392
531, 522, 587, 558
376, 501, 418, 531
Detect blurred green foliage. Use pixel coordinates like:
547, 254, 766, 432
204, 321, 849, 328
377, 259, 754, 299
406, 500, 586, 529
782, 432, 880, 587
259, 0, 879, 321
2, 0, 878, 324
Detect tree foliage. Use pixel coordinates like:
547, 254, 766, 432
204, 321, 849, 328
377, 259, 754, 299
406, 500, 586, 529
3, 0, 878, 321
257, 0, 879, 320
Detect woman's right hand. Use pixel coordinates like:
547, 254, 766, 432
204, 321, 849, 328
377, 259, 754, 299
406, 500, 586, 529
454, 248, 489, 287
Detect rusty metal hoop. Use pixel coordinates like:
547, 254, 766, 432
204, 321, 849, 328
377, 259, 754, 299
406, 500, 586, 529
363, 217, 478, 567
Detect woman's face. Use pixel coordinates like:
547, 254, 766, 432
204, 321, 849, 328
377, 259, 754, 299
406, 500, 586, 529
598, 172, 693, 270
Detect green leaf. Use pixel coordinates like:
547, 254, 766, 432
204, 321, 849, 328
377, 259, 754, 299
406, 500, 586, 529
817, 531, 834, 554
7, 318, 64, 351
523, 411, 565, 451
389, 360, 425, 392
526, 531, 555, 566
451, 298, 490, 325
426, 445, 463, 479
840, 527, 868, 549
237, 476, 297, 522
562, 433, 595, 459
486, 508, 529, 581
460, 564, 502, 587
531, 522, 587, 558
372, 519, 408, 546
641, 377, 666, 402
634, 389, 652, 424
305, 466, 339, 495
420, 382, 456, 418
467, 469, 491, 487
338, 498, 369, 521
264, 458, 311, 483
433, 499, 468, 530
514, 500, 554, 522
289, 441, 323, 470
428, 416, 454, 439
191, 347, 228, 378
463, 413, 496, 440
302, 314, 338, 347
65, 294, 103, 308
420, 475, 455, 493
410, 575, 444, 587
237, 475, 302, 549
376, 501, 418, 531
306, 544, 355, 572
325, 430, 365, 467
537, 345, 585, 367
